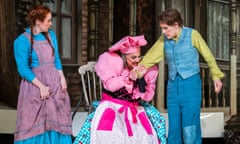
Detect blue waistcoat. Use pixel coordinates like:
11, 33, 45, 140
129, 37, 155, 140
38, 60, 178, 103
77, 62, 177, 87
164, 27, 200, 80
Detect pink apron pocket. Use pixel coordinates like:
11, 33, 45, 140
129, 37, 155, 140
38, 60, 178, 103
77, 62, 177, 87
97, 108, 116, 131
138, 112, 153, 135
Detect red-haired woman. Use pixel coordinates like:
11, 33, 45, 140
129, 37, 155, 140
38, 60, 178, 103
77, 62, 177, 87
13, 5, 72, 144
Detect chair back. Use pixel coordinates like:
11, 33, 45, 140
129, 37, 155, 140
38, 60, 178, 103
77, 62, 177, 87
78, 61, 102, 112
71, 61, 102, 137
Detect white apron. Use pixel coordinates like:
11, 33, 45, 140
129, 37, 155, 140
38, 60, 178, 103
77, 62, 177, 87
90, 93, 159, 144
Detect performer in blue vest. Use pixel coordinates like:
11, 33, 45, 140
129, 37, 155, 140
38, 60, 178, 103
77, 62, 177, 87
131, 9, 224, 144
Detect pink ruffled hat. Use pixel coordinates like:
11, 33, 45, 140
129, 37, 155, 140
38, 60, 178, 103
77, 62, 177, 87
109, 35, 147, 54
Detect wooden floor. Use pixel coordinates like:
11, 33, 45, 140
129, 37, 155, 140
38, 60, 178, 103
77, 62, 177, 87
203, 138, 225, 144
0, 133, 225, 144
0, 134, 14, 144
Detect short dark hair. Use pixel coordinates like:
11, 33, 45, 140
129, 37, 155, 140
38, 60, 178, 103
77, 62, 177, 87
158, 9, 183, 27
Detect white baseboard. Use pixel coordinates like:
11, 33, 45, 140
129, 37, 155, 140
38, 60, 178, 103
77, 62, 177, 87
200, 112, 224, 137
0, 109, 89, 137
0, 109, 17, 134
0, 109, 225, 138
161, 112, 224, 138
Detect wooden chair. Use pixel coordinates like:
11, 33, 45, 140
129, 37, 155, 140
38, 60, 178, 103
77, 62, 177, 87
72, 61, 102, 137
79, 61, 102, 111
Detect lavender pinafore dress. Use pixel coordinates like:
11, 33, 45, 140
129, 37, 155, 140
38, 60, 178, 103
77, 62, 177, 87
14, 32, 72, 141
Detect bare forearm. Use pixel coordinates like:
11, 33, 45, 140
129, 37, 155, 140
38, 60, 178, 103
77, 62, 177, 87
32, 78, 46, 89
58, 70, 64, 77
58, 70, 68, 90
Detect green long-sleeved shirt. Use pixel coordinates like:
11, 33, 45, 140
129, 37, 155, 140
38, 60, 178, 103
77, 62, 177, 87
140, 28, 224, 80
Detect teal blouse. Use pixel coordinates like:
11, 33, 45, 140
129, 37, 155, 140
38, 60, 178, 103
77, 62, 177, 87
14, 27, 62, 82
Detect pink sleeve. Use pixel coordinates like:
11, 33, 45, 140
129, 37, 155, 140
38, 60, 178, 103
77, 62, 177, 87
95, 52, 133, 92
133, 65, 159, 102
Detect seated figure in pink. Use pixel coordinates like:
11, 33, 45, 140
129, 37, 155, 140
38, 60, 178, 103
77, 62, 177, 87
73, 35, 166, 144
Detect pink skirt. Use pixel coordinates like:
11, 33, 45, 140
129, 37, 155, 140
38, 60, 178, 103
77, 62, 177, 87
14, 64, 72, 141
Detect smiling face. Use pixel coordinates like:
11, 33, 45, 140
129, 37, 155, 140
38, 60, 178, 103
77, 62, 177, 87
160, 22, 180, 39
125, 50, 142, 70
36, 12, 52, 32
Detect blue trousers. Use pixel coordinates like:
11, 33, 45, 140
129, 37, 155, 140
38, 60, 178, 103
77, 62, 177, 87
167, 74, 202, 144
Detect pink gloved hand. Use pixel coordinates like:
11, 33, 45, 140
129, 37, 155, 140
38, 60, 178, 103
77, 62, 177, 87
129, 70, 138, 81
121, 69, 131, 82
129, 65, 147, 80
138, 65, 147, 77
125, 80, 134, 94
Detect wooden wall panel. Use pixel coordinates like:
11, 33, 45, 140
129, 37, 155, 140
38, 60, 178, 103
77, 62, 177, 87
0, 0, 19, 107
136, 0, 155, 54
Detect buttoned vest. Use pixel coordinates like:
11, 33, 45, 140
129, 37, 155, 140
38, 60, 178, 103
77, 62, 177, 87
164, 27, 200, 80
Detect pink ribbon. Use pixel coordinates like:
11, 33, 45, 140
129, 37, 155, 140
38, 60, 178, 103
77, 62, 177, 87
118, 104, 138, 136
102, 93, 154, 137
102, 93, 138, 136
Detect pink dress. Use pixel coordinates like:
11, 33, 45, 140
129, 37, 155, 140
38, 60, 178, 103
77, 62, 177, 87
90, 52, 160, 144
14, 32, 72, 142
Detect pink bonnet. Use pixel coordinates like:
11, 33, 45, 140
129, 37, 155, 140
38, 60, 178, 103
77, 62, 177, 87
108, 35, 147, 54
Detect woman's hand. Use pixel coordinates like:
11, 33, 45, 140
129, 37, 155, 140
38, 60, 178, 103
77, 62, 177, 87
129, 65, 147, 80
58, 70, 67, 92
32, 78, 50, 100
60, 75, 67, 92
39, 85, 50, 100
